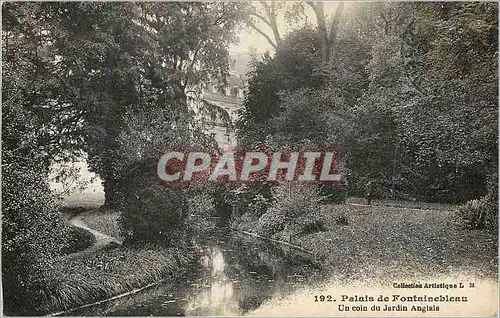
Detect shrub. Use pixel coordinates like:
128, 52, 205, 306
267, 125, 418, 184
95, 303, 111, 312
61, 226, 96, 255
119, 185, 190, 246
2, 162, 71, 315
255, 183, 326, 237
227, 181, 274, 219
185, 188, 217, 237
255, 207, 287, 237
115, 107, 221, 246
458, 196, 497, 230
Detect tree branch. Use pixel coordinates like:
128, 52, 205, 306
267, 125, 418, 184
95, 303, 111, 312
248, 20, 277, 49
259, 1, 281, 47
183, 47, 201, 89
380, 11, 390, 34
249, 11, 273, 29
309, 1, 328, 62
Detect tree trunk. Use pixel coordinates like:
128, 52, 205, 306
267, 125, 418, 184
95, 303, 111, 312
101, 50, 121, 210
102, 175, 120, 209
100, 118, 122, 209
327, 2, 344, 63
309, 2, 329, 63
308, 1, 344, 64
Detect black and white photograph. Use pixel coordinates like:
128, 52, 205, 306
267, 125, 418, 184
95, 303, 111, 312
2, 1, 498, 316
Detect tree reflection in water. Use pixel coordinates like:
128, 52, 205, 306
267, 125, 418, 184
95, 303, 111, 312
185, 246, 240, 315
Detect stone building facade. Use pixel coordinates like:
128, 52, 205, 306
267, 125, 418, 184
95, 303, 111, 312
196, 71, 246, 152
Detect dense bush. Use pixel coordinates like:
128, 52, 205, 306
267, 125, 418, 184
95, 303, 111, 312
457, 170, 498, 231
255, 183, 327, 237
2, 162, 71, 315
118, 163, 222, 246
185, 181, 220, 236
458, 196, 497, 231
227, 181, 274, 219
119, 180, 223, 247
119, 185, 190, 246
115, 107, 221, 246
61, 226, 96, 255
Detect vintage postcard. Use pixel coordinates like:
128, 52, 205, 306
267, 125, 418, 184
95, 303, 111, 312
2, 1, 498, 316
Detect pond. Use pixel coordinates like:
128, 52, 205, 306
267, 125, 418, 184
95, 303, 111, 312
71, 229, 325, 316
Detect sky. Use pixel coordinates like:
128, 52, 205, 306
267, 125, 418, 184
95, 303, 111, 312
229, 2, 351, 55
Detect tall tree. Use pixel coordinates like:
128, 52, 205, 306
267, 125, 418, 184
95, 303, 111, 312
345, 2, 497, 201
13, 3, 245, 207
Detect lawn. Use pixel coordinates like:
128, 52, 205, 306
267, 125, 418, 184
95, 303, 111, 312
78, 209, 123, 241
36, 244, 192, 315
293, 204, 497, 283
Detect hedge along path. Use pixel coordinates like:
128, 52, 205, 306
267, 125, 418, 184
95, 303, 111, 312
240, 230, 314, 255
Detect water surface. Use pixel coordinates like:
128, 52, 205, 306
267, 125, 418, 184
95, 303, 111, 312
72, 230, 323, 316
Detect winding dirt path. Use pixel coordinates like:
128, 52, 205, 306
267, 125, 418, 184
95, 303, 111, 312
67, 210, 122, 255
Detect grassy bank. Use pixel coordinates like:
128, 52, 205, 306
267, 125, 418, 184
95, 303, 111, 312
237, 202, 497, 284
33, 242, 192, 315
78, 209, 123, 241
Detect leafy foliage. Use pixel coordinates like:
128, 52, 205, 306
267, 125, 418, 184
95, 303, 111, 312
255, 183, 327, 237
343, 2, 497, 203
115, 106, 220, 245
2, 2, 245, 312
239, 2, 497, 209
2, 162, 71, 315
3, 2, 246, 206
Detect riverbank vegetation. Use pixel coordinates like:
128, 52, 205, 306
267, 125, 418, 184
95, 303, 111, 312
3, 1, 497, 316
235, 186, 497, 281
28, 243, 190, 315
48, 247, 190, 316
